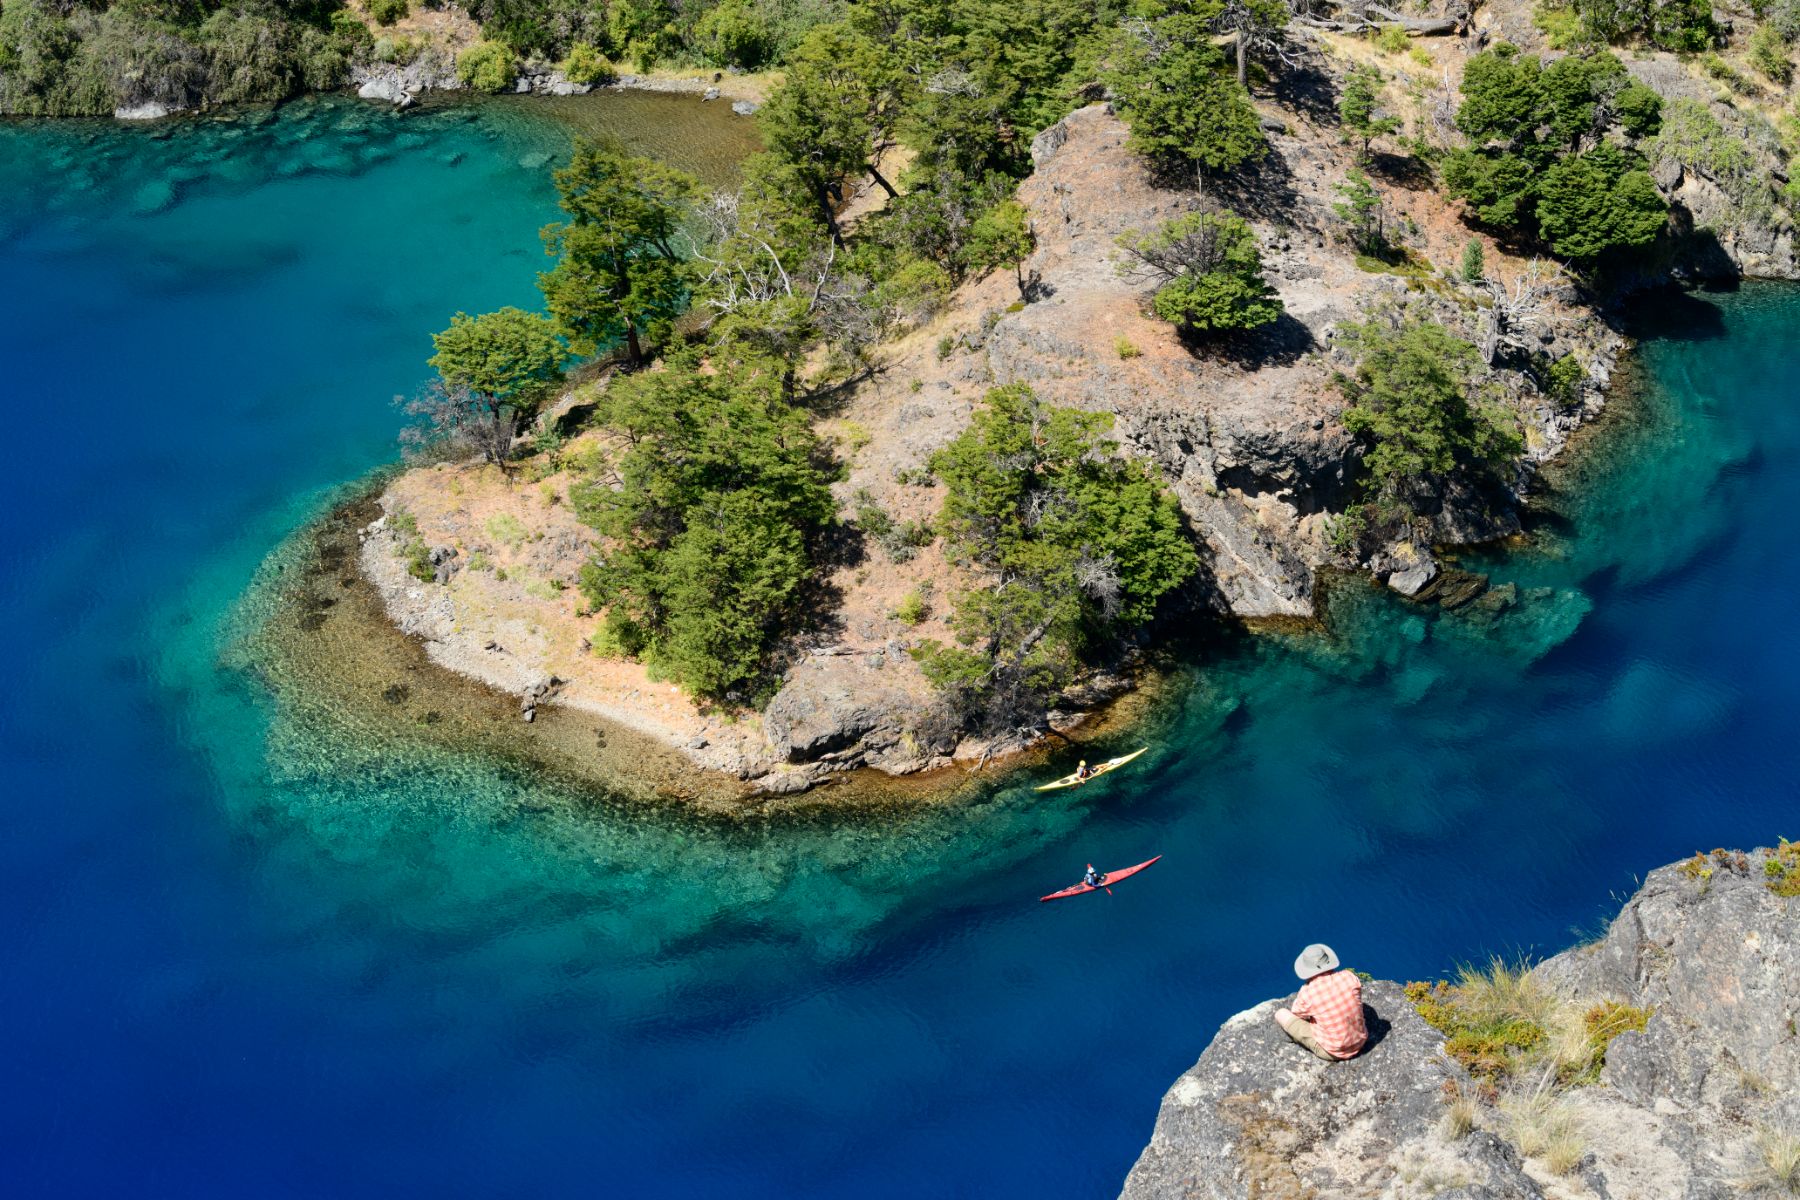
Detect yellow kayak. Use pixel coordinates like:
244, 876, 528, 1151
1034, 747, 1148, 791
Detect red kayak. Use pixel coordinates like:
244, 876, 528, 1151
1039, 855, 1162, 902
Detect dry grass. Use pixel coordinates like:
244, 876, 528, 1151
1740, 1126, 1800, 1196
1454, 956, 1558, 1029
1501, 1091, 1586, 1176
1442, 1092, 1478, 1139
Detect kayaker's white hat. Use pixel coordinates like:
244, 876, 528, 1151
1294, 943, 1340, 980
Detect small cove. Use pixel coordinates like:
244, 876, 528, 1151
3, 94, 1799, 1198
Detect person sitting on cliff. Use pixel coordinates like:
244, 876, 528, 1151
1273, 944, 1368, 1062
1083, 864, 1105, 888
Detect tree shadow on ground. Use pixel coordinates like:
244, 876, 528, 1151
1367, 151, 1434, 192
1269, 58, 1340, 126
1184, 309, 1317, 368
1209, 148, 1304, 229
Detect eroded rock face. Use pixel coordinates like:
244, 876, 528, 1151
1120, 981, 1543, 1199
1120, 850, 1800, 1199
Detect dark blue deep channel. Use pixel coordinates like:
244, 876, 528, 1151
2, 97, 1797, 1199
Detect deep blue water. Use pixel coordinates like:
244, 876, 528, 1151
3, 98, 1798, 1198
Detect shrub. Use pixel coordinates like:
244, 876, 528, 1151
1544, 353, 1586, 404
561, 42, 612, 87
1766, 838, 1800, 897
1750, 24, 1794, 85
590, 610, 646, 659
1117, 211, 1283, 337
893, 589, 930, 625
853, 489, 933, 563
368, 0, 409, 28
1405, 958, 1554, 1080
1533, 2, 1587, 50
1701, 52, 1756, 96
457, 40, 516, 94
486, 512, 527, 549
1374, 23, 1410, 54
1115, 335, 1142, 359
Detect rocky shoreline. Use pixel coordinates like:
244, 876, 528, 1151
349, 58, 764, 115
1121, 845, 1800, 1199
250, 485, 1058, 812
354, 475, 1161, 799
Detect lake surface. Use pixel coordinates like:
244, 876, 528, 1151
3, 96, 1797, 1198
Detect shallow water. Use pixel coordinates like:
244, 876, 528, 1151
3, 97, 1798, 1198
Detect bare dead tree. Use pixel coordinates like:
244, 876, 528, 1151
1210, 0, 1307, 87
1478, 259, 1558, 367
396, 381, 516, 466
1296, 0, 1463, 35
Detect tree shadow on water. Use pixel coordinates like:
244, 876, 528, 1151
1617, 283, 1730, 343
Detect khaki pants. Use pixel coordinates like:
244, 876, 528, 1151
1275, 1007, 1337, 1061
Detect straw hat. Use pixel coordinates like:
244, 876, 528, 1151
1293, 943, 1340, 980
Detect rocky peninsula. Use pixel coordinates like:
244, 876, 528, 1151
1120, 845, 1800, 1199
358, 5, 1780, 797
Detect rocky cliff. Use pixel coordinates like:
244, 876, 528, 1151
1119, 845, 1800, 1199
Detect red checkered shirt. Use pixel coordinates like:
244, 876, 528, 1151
1291, 968, 1367, 1059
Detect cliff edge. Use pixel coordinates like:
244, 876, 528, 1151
1121, 845, 1800, 1199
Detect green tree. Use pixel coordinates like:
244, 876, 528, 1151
1333, 167, 1387, 255
1335, 315, 1522, 514
538, 138, 698, 364
369, 0, 408, 28
918, 384, 1196, 722
573, 346, 836, 701
1116, 211, 1282, 337
1441, 45, 1666, 262
427, 307, 565, 461
756, 23, 906, 237
1338, 64, 1401, 161
1460, 238, 1485, 283
1535, 143, 1666, 259
1105, 12, 1267, 190
963, 199, 1035, 296
693, 0, 773, 69
1571, 0, 1715, 51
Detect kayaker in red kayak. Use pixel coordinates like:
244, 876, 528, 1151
1082, 864, 1105, 887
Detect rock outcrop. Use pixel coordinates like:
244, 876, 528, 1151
1120, 847, 1800, 1199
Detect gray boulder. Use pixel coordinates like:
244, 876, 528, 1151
1120, 980, 1542, 1199
1121, 850, 1800, 1198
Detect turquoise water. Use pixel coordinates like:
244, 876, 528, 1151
3, 98, 1798, 1197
